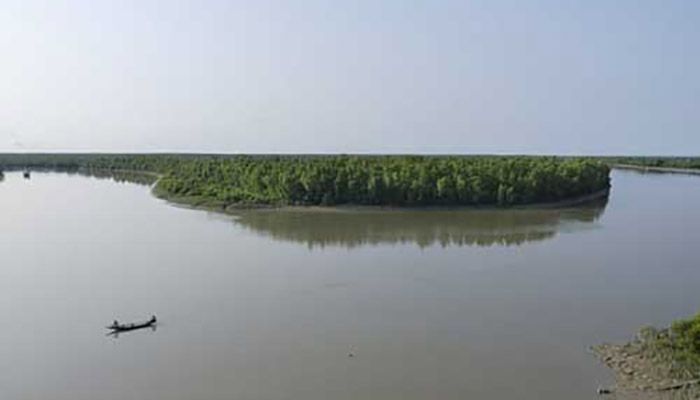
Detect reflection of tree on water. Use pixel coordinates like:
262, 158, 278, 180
70, 169, 158, 186
231, 198, 608, 249
1, 168, 158, 186
0, 168, 157, 185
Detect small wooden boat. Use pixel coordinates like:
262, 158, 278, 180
107, 315, 157, 332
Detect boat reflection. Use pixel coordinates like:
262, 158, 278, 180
106, 324, 158, 339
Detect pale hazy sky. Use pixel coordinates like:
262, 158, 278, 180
1, 1, 698, 154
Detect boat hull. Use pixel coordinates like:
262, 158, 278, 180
107, 318, 156, 332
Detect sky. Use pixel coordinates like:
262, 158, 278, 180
0, 0, 698, 155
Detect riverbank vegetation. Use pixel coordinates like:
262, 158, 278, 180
0, 154, 610, 207
156, 156, 611, 207
593, 313, 700, 396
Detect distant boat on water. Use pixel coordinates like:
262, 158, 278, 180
107, 315, 157, 333
23, 170, 31, 179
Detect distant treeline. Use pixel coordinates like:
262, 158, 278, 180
603, 157, 700, 170
0, 153, 182, 172
0, 154, 610, 207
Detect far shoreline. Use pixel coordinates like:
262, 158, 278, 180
612, 163, 700, 175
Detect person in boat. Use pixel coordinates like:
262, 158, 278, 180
150, 315, 157, 324
112, 320, 119, 328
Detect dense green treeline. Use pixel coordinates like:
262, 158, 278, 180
156, 156, 610, 207
0, 154, 610, 207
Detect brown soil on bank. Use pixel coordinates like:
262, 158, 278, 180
152, 186, 610, 215
591, 330, 700, 399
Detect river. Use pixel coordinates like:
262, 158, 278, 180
1, 169, 698, 400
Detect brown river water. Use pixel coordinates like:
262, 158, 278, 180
1, 169, 699, 400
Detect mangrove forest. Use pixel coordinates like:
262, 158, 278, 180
0, 154, 610, 208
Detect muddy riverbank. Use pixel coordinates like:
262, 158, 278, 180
592, 328, 700, 399
152, 184, 610, 215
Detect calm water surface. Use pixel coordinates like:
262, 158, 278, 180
1, 170, 699, 400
